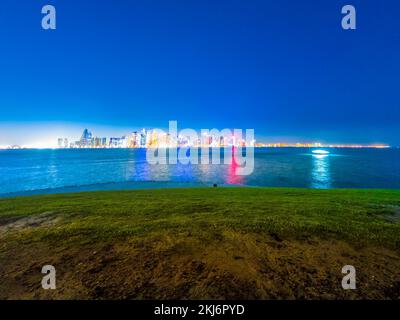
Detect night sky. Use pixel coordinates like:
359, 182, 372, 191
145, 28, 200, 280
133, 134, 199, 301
0, 0, 399, 147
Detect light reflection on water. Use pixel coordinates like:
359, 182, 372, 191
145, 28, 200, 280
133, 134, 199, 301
226, 147, 244, 185
311, 154, 331, 189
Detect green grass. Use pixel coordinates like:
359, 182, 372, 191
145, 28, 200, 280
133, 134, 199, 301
1, 187, 400, 248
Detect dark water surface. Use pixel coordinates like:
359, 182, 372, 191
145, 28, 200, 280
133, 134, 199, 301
0, 148, 399, 197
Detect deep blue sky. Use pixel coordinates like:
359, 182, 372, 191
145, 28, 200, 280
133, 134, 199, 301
0, 0, 399, 146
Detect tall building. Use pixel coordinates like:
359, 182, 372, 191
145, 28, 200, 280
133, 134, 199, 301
132, 131, 138, 148
134, 131, 141, 147
140, 129, 147, 148
121, 136, 128, 148
94, 137, 103, 148
146, 130, 152, 147
80, 129, 92, 147
128, 131, 138, 148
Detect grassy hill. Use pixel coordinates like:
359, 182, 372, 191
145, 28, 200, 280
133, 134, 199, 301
1, 187, 399, 299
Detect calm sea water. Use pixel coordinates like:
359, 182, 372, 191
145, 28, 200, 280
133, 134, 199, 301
0, 148, 399, 197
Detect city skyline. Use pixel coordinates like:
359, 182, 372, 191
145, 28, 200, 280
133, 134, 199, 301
57, 127, 392, 149
0, 119, 396, 149
0, 125, 391, 149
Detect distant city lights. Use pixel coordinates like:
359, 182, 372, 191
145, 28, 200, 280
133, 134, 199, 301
0, 127, 392, 150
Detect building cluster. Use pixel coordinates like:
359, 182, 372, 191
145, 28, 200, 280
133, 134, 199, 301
59, 129, 146, 149
56, 129, 391, 150
57, 129, 254, 149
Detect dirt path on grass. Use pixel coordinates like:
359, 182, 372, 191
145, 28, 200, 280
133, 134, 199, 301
0, 212, 59, 236
1, 230, 399, 299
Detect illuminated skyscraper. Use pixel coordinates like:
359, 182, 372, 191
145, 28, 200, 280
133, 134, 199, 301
140, 129, 147, 147
80, 129, 92, 147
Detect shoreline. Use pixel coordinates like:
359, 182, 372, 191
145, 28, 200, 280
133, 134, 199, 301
2, 184, 400, 200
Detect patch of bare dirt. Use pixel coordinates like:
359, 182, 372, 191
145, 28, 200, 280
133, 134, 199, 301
0, 212, 59, 237
0, 231, 399, 299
